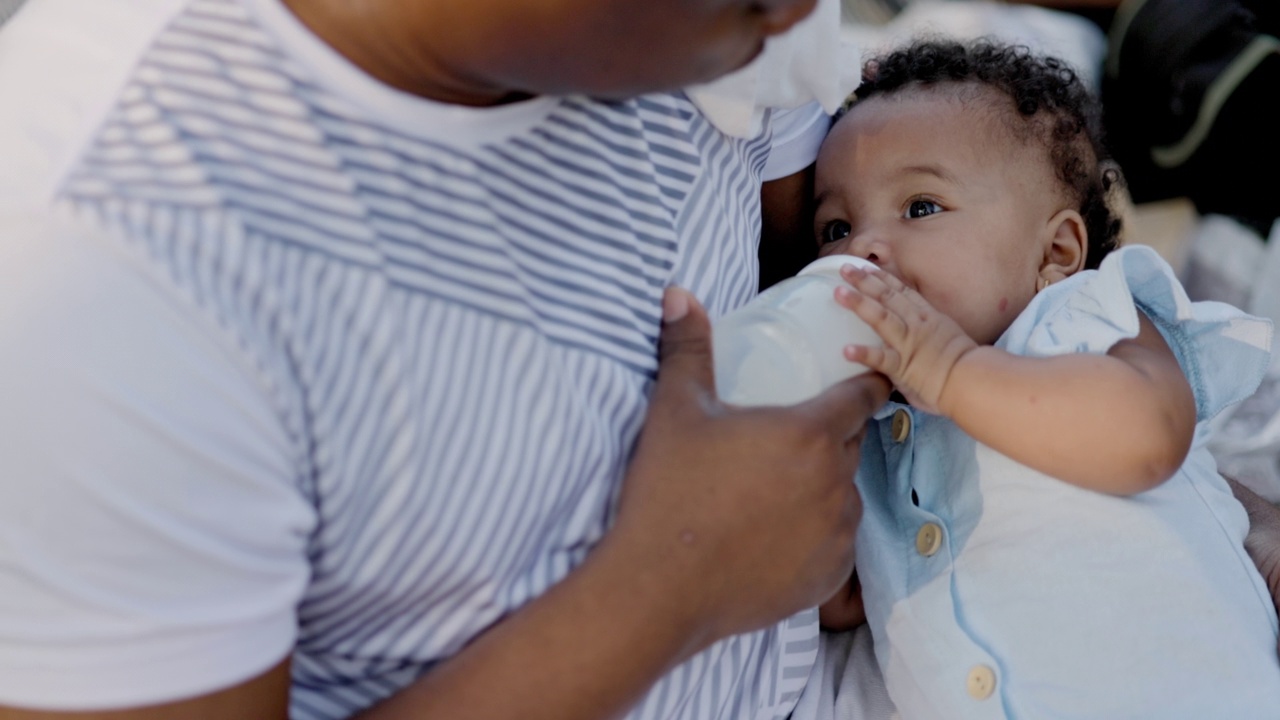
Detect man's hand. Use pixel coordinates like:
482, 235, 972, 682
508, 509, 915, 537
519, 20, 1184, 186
0, 288, 889, 720
1227, 478, 1280, 631
612, 287, 890, 647
834, 265, 975, 415
818, 571, 867, 631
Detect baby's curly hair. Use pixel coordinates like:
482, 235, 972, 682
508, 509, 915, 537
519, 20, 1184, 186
838, 39, 1123, 269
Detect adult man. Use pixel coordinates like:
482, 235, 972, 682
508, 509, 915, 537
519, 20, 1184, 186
0, 0, 887, 717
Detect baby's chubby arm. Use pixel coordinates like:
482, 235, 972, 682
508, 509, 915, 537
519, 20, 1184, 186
836, 265, 1196, 495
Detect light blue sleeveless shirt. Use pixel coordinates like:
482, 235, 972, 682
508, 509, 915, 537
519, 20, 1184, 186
855, 245, 1280, 719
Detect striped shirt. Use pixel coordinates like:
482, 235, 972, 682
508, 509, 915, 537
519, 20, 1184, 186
0, 0, 828, 717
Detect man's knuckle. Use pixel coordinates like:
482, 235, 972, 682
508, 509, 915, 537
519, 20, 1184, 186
660, 334, 712, 361
812, 419, 844, 449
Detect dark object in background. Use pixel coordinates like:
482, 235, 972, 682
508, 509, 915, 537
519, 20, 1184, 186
1103, 0, 1279, 236
0, 0, 27, 26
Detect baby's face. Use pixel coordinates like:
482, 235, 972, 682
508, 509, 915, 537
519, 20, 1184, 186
813, 87, 1065, 345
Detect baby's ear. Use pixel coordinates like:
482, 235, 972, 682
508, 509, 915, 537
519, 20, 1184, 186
1040, 208, 1087, 284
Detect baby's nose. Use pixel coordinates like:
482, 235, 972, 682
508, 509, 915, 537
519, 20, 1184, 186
846, 233, 887, 266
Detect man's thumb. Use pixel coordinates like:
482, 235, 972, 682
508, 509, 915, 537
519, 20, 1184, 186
656, 286, 716, 397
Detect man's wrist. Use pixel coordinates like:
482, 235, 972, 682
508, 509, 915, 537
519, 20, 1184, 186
583, 523, 722, 661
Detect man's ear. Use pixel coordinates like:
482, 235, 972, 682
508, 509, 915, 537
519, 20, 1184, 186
1039, 208, 1087, 286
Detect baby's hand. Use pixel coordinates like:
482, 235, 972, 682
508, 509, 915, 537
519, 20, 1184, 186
835, 265, 976, 415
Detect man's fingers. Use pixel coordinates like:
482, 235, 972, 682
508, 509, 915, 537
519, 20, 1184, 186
1227, 477, 1280, 615
655, 286, 717, 403
1227, 477, 1274, 521
800, 372, 891, 442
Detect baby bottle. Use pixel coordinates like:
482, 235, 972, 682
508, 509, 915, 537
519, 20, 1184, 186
713, 255, 880, 407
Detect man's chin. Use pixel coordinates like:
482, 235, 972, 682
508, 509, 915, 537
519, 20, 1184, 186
581, 40, 769, 100
699, 40, 767, 85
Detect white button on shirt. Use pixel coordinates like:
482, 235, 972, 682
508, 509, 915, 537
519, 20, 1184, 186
966, 665, 996, 700
891, 408, 911, 442
915, 523, 943, 557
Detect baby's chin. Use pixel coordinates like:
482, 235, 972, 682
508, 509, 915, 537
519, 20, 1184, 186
965, 319, 1017, 347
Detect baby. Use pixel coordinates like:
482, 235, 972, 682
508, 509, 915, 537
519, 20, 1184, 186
817, 40, 1280, 717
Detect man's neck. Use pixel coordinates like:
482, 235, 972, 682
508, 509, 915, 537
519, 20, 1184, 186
280, 0, 529, 107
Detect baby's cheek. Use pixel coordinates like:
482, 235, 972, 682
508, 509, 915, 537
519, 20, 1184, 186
988, 292, 1033, 340
818, 238, 853, 257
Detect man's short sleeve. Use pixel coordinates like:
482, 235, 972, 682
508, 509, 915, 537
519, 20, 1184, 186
762, 102, 831, 182
0, 211, 315, 710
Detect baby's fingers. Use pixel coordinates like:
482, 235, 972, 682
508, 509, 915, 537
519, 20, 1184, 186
841, 265, 932, 319
834, 285, 908, 347
840, 265, 895, 302
843, 343, 901, 377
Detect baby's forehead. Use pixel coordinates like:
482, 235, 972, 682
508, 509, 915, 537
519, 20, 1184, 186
861, 83, 1055, 160
873, 82, 1028, 129
822, 84, 1068, 200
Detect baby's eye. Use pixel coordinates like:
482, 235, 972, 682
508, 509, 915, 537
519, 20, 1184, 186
821, 220, 851, 244
905, 200, 942, 219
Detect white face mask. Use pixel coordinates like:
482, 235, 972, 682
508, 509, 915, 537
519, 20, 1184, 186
684, 0, 861, 138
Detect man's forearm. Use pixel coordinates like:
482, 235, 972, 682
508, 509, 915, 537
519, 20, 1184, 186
0, 661, 292, 720
358, 533, 710, 720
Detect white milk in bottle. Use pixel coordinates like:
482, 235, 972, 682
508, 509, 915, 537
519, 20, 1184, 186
713, 255, 880, 406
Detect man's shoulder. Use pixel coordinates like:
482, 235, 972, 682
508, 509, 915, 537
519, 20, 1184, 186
0, 0, 186, 210
0, 206, 311, 713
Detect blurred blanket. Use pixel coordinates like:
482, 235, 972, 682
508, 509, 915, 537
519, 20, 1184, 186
1184, 217, 1280, 501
